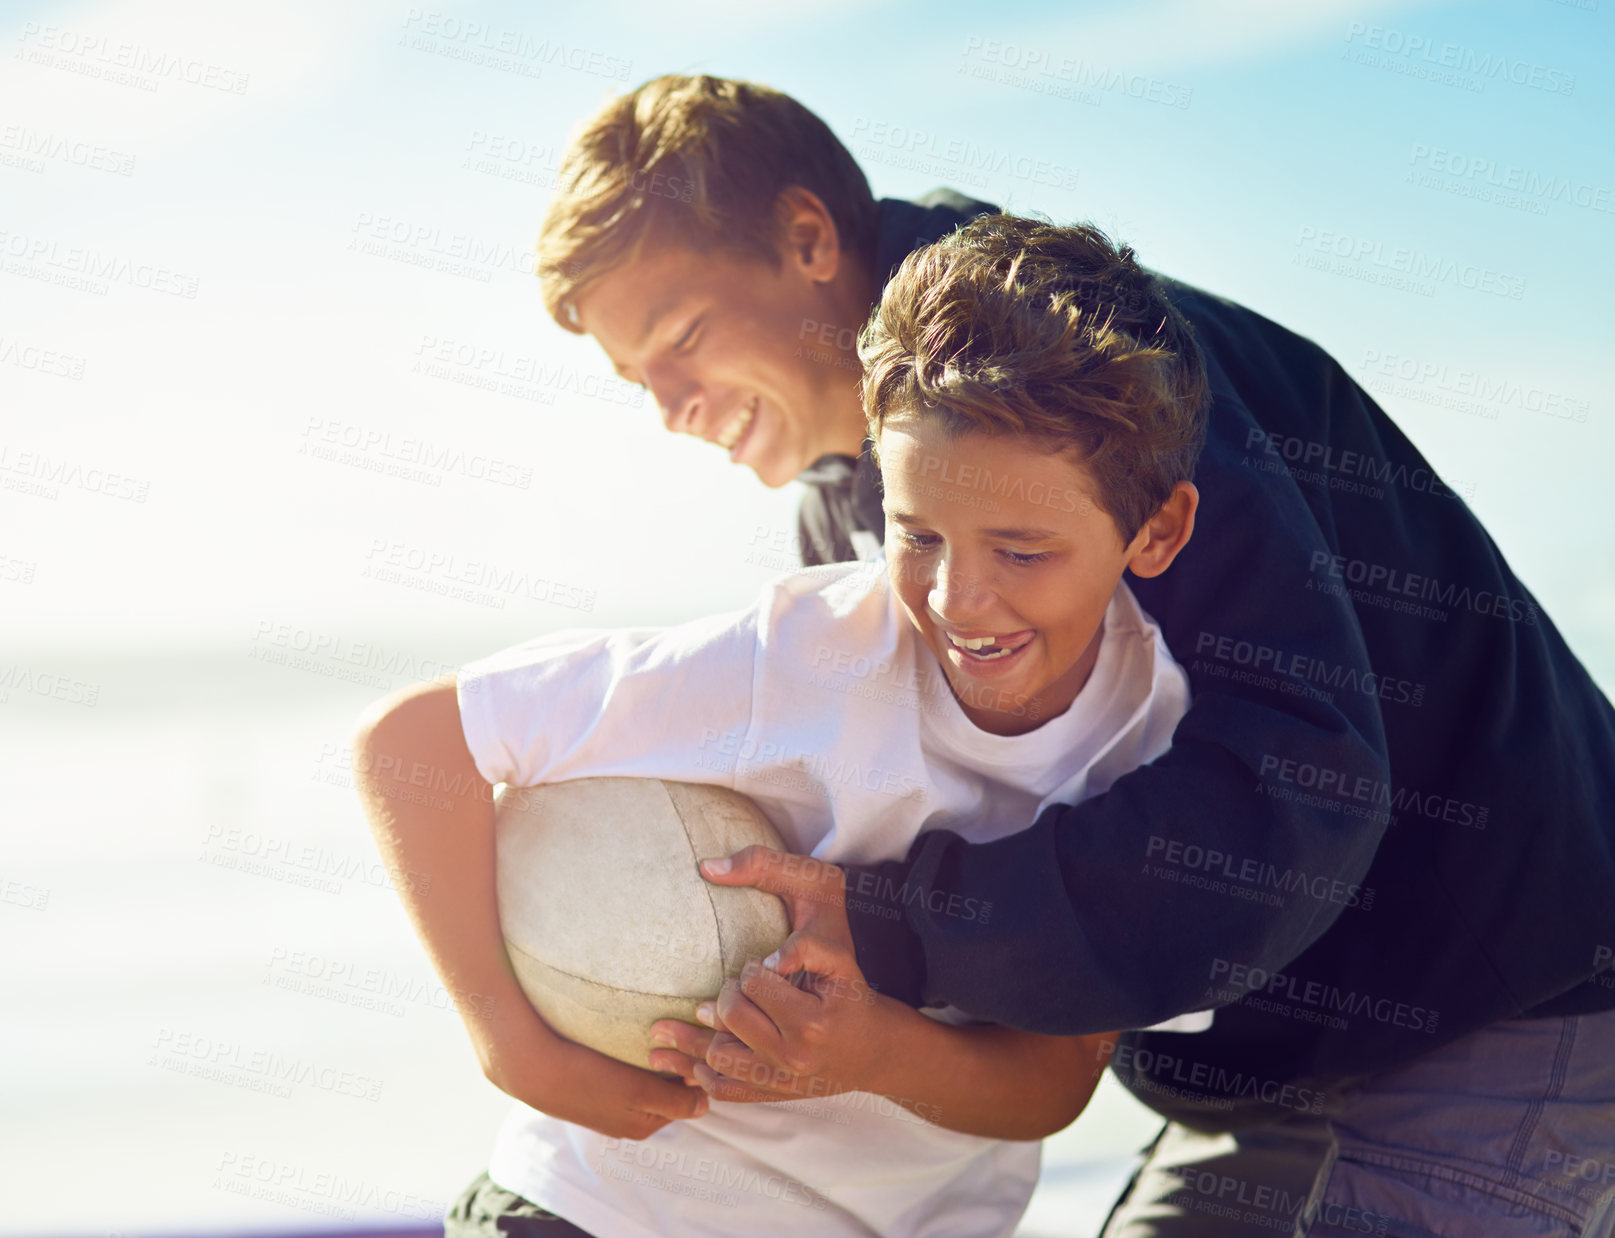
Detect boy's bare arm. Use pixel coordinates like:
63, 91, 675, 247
859, 1004, 1111, 1141
651, 847, 1106, 1139
351, 676, 706, 1139
664, 972, 1108, 1140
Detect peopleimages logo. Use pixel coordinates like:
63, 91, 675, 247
848, 118, 1080, 192
17, 21, 252, 93
1209, 959, 1439, 1034
1343, 22, 1575, 96
1098, 1039, 1327, 1115
694, 726, 927, 803
1244, 427, 1470, 498
0, 227, 200, 298
1360, 348, 1592, 424
1259, 755, 1488, 830
1308, 551, 1539, 626
1406, 145, 1614, 216
1193, 630, 1426, 708
1293, 226, 1526, 301
594, 1139, 829, 1210
888, 450, 1085, 513
1146, 835, 1374, 910
845, 870, 992, 925
958, 36, 1194, 109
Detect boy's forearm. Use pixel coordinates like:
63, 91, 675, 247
351, 677, 555, 1077
353, 678, 713, 1138
861, 997, 1107, 1140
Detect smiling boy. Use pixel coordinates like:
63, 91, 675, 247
562, 185, 878, 489
863, 222, 1203, 738
541, 77, 989, 566
356, 215, 1210, 1237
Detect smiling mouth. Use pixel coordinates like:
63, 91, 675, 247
715, 397, 758, 452
943, 630, 1034, 661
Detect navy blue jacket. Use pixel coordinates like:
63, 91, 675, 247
810, 192, 1615, 1129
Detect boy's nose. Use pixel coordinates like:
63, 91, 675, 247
646, 365, 701, 434
656, 386, 701, 435
928, 557, 993, 622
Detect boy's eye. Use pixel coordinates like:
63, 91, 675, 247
673, 320, 702, 353
893, 531, 1049, 562
894, 529, 939, 551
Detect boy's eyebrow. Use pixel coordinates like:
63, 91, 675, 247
979, 525, 1061, 540
887, 511, 1061, 541
636, 290, 683, 347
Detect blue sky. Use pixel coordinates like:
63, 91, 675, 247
4, 0, 1611, 688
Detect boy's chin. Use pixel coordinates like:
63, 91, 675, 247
738, 445, 796, 488
942, 661, 1032, 705
747, 463, 795, 489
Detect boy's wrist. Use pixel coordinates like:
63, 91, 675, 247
855, 993, 923, 1098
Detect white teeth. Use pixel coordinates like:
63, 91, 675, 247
945, 632, 1020, 658
717, 399, 757, 450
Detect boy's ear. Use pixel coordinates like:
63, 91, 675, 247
1126, 482, 1198, 579
774, 185, 841, 283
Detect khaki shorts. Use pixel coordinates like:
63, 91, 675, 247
444, 1171, 596, 1237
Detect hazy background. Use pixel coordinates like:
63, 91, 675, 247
3, 0, 1610, 1232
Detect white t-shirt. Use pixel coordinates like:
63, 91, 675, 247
458, 560, 1192, 1238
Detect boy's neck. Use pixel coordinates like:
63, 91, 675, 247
818, 256, 884, 458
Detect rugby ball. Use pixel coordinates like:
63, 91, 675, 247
494, 777, 791, 1070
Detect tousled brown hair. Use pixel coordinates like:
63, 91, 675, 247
860, 214, 1209, 542
537, 74, 877, 331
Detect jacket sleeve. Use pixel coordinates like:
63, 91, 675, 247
846, 318, 1397, 1034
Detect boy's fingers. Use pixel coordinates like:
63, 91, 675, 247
698, 845, 787, 888
646, 1048, 701, 1083
636, 1073, 709, 1121
699, 1033, 801, 1100
691, 1059, 788, 1104
769, 931, 857, 981
712, 976, 784, 1058
737, 956, 819, 1027
650, 1018, 713, 1059
699, 847, 846, 923
646, 1020, 717, 1085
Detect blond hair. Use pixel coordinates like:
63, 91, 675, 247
536, 74, 877, 331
